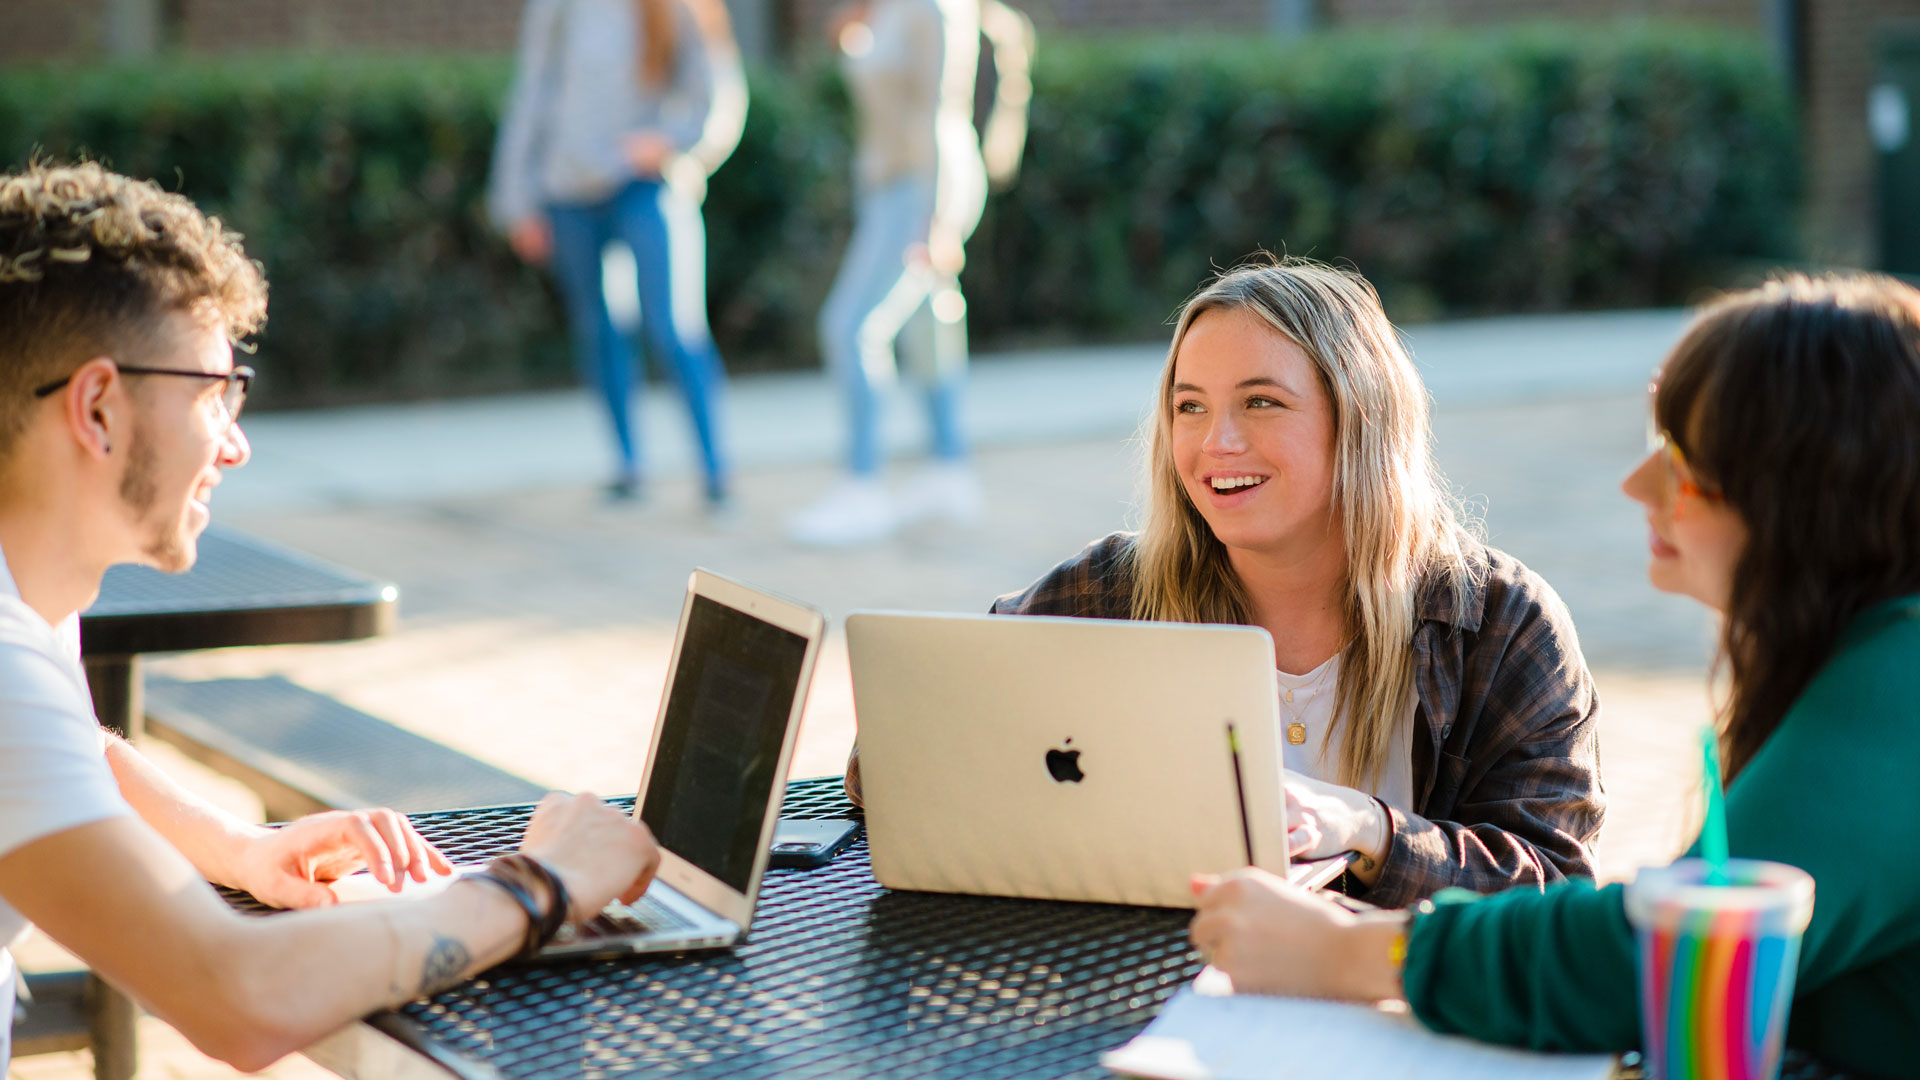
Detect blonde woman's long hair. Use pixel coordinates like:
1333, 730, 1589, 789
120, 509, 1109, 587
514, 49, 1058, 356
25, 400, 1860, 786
1128, 259, 1476, 789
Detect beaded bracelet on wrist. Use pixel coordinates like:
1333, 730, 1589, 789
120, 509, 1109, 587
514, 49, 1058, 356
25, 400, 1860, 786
515, 854, 573, 943
464, 866, 546, 961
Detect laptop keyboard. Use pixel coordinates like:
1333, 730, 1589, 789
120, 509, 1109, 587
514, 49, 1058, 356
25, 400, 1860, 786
588, 893, 701, 937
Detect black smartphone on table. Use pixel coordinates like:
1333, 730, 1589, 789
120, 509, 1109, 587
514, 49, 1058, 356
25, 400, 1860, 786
768, 817, 859, 869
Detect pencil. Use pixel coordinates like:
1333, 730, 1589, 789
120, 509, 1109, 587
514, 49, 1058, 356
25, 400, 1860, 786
1226, 722, 1254, 865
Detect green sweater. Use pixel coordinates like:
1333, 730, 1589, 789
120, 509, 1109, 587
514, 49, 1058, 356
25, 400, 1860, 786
1402, 596, 1920, 1079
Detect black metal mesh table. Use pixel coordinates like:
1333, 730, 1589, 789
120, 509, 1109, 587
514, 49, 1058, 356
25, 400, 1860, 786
79, 526, 397, 738
84, 527, 396, 657
288, 779, 1855, 1080
346, 777, 1202, 1080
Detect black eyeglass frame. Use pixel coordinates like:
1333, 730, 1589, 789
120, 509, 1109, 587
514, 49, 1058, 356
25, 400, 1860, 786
34, 364, 255, 425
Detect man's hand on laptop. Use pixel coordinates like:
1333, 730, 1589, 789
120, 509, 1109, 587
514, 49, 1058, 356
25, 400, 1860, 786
519, 792, 662, 921
236, 808, 456, 909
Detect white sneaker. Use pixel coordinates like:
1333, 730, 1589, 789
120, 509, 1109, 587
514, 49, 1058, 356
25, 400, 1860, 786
787, 478, 897, 547
895, 461, 984, 526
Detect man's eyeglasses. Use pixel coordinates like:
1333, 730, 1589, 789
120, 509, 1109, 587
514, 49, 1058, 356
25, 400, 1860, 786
1647, 426, 1721, 503
34, 364, 255, 428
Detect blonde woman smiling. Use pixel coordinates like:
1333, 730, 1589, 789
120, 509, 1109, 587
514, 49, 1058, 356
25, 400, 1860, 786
980, 259, 1604, 907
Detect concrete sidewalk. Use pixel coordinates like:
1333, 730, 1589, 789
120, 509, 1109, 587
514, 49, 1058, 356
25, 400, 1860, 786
219, 309, 1689, 515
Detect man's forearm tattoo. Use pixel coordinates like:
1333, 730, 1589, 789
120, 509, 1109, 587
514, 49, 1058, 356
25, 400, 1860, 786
418, 934, 472, 997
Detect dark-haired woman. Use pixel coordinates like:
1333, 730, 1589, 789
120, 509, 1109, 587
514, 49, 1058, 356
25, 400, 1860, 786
489, 0, 746, 506
1189, 274, 1920, 1077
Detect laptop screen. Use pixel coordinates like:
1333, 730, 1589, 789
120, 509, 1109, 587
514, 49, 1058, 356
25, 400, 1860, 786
640, 593, 809, 894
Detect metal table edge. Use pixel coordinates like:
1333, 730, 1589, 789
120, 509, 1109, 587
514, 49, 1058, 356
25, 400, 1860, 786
79, 595, 398, 656
368, 1012, 506, 1080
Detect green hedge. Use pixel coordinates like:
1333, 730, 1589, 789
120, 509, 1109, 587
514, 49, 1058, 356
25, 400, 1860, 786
969, 26, 1799, 333
0, 24, 1797, 409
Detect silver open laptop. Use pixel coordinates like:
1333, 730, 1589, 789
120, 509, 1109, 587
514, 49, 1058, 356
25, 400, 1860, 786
537, 569, 826, 958
849, 611, 1341, 909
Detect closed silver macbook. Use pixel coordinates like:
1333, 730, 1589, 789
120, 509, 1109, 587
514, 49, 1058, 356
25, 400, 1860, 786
848, 612, 1331, 909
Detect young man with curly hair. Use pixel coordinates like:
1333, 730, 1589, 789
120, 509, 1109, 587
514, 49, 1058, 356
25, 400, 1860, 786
0, 163, 662, 1071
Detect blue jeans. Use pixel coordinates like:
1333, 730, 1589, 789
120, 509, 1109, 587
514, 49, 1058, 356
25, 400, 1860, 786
548, 179, 729, 496
818, 175, 969, 477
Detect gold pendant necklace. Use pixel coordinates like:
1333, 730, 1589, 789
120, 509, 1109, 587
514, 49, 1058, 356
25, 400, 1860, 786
1281, 659, 1336, 746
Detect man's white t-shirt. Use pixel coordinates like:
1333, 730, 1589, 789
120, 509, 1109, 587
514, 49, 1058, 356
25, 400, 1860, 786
1276, 655, 1416, 812
0, 545, 135, 1071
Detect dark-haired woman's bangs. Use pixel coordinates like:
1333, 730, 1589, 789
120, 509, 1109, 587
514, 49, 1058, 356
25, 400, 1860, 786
1652, 309, 1731, 479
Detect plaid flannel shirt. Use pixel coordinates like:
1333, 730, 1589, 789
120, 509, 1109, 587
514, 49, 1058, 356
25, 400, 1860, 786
984, 532, 1606, 908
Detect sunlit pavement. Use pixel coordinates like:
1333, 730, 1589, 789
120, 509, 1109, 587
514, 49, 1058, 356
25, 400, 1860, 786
15, 309, 1717, 1080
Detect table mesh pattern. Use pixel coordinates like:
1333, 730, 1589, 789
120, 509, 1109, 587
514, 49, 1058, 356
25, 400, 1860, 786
386, 778, 1200, 1080
88, 530, 386, 616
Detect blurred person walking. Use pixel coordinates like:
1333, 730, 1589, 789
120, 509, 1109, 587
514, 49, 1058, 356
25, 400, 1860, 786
490, 0, 748, 507
788, 0, 1034, 547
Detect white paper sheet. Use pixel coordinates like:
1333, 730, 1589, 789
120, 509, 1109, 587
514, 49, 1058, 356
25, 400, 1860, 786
1102, 978, 1618, 1080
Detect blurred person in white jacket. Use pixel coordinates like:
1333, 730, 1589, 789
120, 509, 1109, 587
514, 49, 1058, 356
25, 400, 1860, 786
490, 0, 748, 507
790, 0, 1034, 547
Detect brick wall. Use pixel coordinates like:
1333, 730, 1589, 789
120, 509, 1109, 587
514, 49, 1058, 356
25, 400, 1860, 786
0, 0, 105, 63
783, 0, 1268, 40
790, 0, 1764, 36
175, 0, 523, 52
1325, 0, 1758, 27
1009, 0, 1267, 30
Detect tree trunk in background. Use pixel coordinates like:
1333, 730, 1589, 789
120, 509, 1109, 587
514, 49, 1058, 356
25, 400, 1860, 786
1270, 0, 1318, 35
1876, 27, 1920, 273
726, 0, 789, 63
1766, 0, 1805, 95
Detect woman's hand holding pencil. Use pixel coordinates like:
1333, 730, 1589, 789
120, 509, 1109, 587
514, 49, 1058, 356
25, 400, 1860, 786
1188, 866, 1410, 1001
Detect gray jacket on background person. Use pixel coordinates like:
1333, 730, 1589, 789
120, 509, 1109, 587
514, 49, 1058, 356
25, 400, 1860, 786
487, 0, 747, 229
843, 0, 987, 242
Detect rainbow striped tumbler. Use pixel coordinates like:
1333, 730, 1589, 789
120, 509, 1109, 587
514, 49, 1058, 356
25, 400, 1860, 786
1624, 859, 1815, 1080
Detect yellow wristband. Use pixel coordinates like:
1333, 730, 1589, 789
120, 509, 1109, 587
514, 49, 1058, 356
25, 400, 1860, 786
1389, 901, 1434, 975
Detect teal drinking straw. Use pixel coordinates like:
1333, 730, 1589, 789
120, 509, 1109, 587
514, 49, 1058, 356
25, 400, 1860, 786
1700, 726, 1731, 886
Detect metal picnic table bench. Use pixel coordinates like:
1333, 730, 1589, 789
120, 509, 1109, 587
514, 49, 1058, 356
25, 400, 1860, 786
81, 525, 544, 819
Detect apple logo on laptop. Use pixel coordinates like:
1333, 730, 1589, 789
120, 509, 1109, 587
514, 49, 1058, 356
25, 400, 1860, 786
1045, 738, 1085, 784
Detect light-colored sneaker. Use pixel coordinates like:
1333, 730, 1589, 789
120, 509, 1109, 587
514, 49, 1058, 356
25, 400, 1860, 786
895, 460, 984, 526
787, 477, 897, 547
